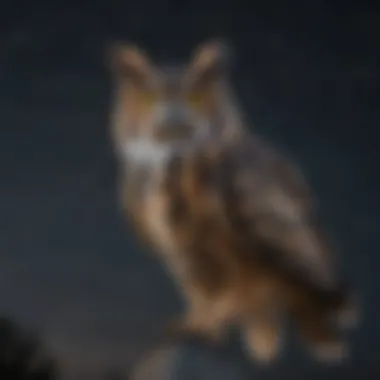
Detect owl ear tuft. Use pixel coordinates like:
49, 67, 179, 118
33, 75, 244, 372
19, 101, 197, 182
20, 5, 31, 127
106, 41, 155, 84
186, 39, 233, 85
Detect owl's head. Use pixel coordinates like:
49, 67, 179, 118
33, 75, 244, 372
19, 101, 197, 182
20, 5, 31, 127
107, 40, 243, 157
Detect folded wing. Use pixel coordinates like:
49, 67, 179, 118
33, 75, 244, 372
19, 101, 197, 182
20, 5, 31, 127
218, 137, 342, 291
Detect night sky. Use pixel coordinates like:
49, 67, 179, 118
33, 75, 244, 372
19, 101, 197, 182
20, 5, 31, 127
0, 1, 379, 379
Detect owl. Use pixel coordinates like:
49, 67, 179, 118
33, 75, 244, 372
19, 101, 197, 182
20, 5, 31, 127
106, 40, 359, 364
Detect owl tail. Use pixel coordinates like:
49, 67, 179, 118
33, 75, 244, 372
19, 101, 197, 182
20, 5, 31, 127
317, 280, 360, 331
287, 278, 359, 363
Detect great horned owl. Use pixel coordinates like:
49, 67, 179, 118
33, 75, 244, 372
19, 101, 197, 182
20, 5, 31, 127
106, 40, 359, 364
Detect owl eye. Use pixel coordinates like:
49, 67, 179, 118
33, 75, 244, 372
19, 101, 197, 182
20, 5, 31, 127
139, 92, 157, 105
187, 92, 205, 107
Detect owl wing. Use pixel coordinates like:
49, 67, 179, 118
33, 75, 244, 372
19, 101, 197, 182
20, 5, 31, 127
218, 137, 341, 291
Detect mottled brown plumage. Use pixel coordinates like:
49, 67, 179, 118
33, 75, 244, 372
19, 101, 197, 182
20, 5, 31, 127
107, 40, 358, 364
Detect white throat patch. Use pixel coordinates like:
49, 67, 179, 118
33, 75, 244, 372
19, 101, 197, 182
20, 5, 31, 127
122, 139, 174, 167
